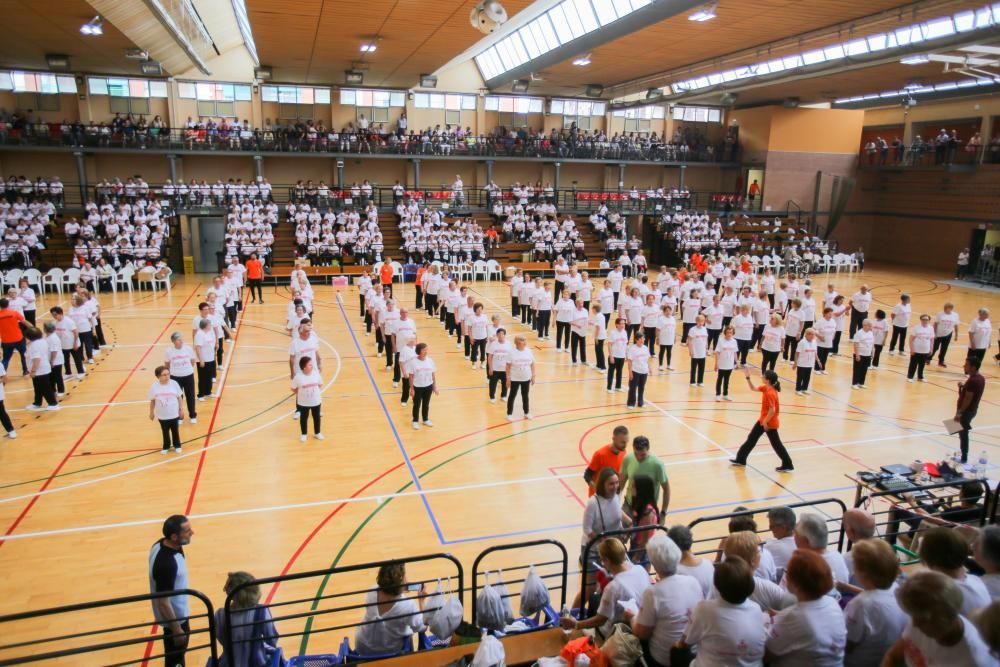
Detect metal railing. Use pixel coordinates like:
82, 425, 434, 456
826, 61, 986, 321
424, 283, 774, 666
223, 553, 463, 661
0, 124, 740, 164
0, 589, 217, 666
469, 539, 568, 627
858, 143, 989, 168
578, 524, 671, 617
686, 498, 849, 559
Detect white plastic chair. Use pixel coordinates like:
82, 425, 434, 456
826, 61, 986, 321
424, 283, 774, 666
391, 261, 404, 283
115, 267, 134, 294
473, 260, 487, 281
42, 268, 63, 295
4, 269, 22, 291
21, 268, 42, 292
373, 261, 384, 277
60, 268, 80, 292
485, 259, 502, 281
152, 267, 173, 292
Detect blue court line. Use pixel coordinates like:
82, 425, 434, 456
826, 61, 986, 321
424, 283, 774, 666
441, 484, 857, 545
334, 295, 446, 543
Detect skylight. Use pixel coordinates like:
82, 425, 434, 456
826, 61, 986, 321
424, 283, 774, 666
669, 2, 1000, 94
833, 76, 1000, 105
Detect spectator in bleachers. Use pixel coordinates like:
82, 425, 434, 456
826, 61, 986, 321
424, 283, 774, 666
842, 538, 906, 667
764, 506, 797, 581
670, 524, 715, 598
354, 563, 425, 656
765, 550, 846, 665
782, 513, 848, 592
722, 530, 795, 613
841, 508, 876, 585
883, 571, 994, 666
677, 556, 767, 665
918, 527, 991, 616
973, 525, 1000, 598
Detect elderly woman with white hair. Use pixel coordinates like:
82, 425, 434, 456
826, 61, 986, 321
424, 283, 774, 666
624, 533, 703, 667
781, 512, 849, 590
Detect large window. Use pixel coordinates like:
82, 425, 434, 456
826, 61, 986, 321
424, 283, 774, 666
339, 89, 405, 107
671, 105, 722, 123
484, 95, 544, 113
262, 84, 331, 119
549, 99, 606, 116
178, 81, 252, 117
87, 77, 168, 115
0, 71, 77, 95
612, 105, 665, 131
413, 93, 477, 125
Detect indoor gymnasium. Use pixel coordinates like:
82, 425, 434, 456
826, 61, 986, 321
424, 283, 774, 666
0, 1, 999, 666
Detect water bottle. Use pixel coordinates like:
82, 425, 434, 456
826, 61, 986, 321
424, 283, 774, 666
977, 450, 989, 480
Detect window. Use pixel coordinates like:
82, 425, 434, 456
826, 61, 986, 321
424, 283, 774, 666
179, 81, 252, 102
563, 115, 592, 130
0, 71, 76, 94
498, 112, 529, 127
671, 105, 722, 123
338, 88, 404, 107
484, 95, 543, 113
355, 106, 390, 124
414, 93, 477, 110
612, 105, 665, 119
15, 93, 60, 111
262, 84, 331, 105
550, 99, 606, 116
88, 76, 166, 97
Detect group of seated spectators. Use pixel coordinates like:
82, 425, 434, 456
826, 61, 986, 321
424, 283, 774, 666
286, 200, 385, 266
65, 195, 173, 268
397, 199, 489, 264
0, 194, 56, 269
223, 199, 277, 267
0, 175, 65, 206
865, 130, 995, 166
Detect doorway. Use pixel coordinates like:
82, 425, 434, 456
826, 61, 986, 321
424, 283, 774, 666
745, 168, 764, 211
193, 217, 225, 274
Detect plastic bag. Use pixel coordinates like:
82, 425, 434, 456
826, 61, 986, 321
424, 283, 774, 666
534, 658, 567, 667
472, 631, 506, 667
519, 565, 550, 617
477, 572, 507, 631
423, 579, 444, 625
430, 596, 464, 640
601, 623, 642, 667
560, 636, 608, 667
494, 570, 514, 623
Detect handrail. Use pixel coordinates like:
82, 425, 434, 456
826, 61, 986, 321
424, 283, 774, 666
0, 588, 217, 666
578, 525, 671, 617
470, 539, 568, 625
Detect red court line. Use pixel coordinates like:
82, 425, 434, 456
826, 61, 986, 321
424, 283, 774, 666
0, 284, 201, 548
549, 466, 586, 508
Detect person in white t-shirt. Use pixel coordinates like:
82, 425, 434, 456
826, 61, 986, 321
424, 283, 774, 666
907, 314, 935, 382
42, 321, 64, 397
794, 328, 818, 395
148, 366, 184, 453
193, 318, 217, 400
606, 318, 629, 392
590, 304, 607, 372
889, 293, 912, 355
655, 304, 676, 371
50, 306, 84, 379
24, 326, 57, 411
397, 337, 418, 407
843, 539, 907, 667
967, 308, 992, 366
714, 326, 739, 401
408, 343, 437, 429
505, 336, 535, 420
883, 571, 995, 667
291, 356, 324, 443
765, 550, 846, 666
164, 332, 197, 424
852, 319, 875, 389
486, 328, 511, 403
688, 315, 709, 386
626, 333, 651, 408
932, 302, 960, 368
678, 556, 767, 667
814, 307, 837, 374
467, 303, 489, 370
760, 314, 785, 374
624, 534, 704, 667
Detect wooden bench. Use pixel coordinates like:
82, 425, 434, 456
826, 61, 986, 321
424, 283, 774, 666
372, 628, 567, 666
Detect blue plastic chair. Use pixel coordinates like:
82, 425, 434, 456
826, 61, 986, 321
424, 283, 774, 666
285, 655, 339, 667
487, 605, 559, 637
336, 635, 414, 663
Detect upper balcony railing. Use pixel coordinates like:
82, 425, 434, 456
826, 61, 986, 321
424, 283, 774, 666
0, 122, 740, 164
858, 142, 999, 168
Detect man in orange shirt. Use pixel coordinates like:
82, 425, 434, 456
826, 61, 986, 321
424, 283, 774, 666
245, 253, 264, 304
0, 298, 27, 374
584, 425, 630, 497
379, 257, 395, 299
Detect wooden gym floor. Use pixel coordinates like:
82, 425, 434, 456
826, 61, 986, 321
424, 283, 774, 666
1, 266, 998, 662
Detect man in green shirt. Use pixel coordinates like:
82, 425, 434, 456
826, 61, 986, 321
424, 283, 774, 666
618, 435, 670, 520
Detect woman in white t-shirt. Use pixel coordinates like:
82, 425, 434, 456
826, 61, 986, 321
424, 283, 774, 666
765, 550, 846, 666
732, 304, 755, 367
468, 303, 489, 369
852, 319, 875, 389
43, 321, 64, 397
871, 310, 889, 369
554, 290, 576, 352
69, 293, 96, 364
164, 332, 198, 424
486, 328, 511, 403
50, 305, 84, 379
967, 308, 992, 366
783, 299, 804, 363
679, 557, 767, 667
714, 326, 739, 401
0, 363, 15, 438
640, 294, 659, 357
560, 537, 649, 640
17, 277, 35, 326
354, 563, 426, 656
148, 365, 183, 453
883, 571, 994, 667
888, 293, 912, 355
688, 314, 709, 387
291, 356, 324, 443
760, 314, 785, 373
408, 343, 437, 429
795, 328, 818, 395
626, 334, 651, 408
932, 302, 960, 368
194, 318, 217, 400
606, 318, 629, 392
569, 297, 590, 366
656, 304, 676, 371
590, 304, 607, 372
598, 279, 614, 327
907, 314, 935, 382
505, 335, 535, 420
842, 539, 907, 667
681, 290, 701, 344
25, 326, 58, 411
534, 280, 552, 340
397, 338, 418, 407
814, 307, 837, 374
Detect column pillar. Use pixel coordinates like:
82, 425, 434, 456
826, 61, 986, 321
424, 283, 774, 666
678, 164, 687, 188
618, 163, 626, 191
253, 154, 264, 180
412, 158, 421, 189
553, 161, 561, 190
166, 154, 179, 183
73, 151, 87, 204
485, 159, 494, 183
336, 159, 344, 190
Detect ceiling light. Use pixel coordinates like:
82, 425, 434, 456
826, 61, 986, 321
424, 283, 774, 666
360, 44, 377, 53
688, 3, 717, 22
573, 54, 592, 66
900, 54, 930, 65
80, 16, 103, 36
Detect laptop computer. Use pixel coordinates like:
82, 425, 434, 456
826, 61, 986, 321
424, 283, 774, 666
881, 463, 915, 476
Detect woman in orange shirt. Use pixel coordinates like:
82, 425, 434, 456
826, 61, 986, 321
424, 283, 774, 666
415, 264, 426, 310
729, 367, 794, 472
379, 259, 394, 299
245, 253, 264, 304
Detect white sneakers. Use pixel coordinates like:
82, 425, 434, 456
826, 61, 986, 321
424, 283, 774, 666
524, 414, 533, 420
6, 430, 16, 439
423, 420, 434, 427
412, 421, 421, 430
300, 434, 308, 442
315, 433, 325, 440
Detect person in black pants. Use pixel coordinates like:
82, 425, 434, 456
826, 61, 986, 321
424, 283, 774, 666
0, 364, 15, 438
606, 318, 628, 392
955, 356, 985, 463
51, 306, 85, 378
487, 329, 510, 403
409, 343, 438, 429
194, 319, 217, 400
505, 335, 535, 420
730, 368, 794, 473
25, 326, 58, 411
149, 366, 183, 452
165, 332, 197, 425
149, 515, 193, 667
852, 320, 874, 389
888, 294, 911, 355
43, 321, 64, 396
